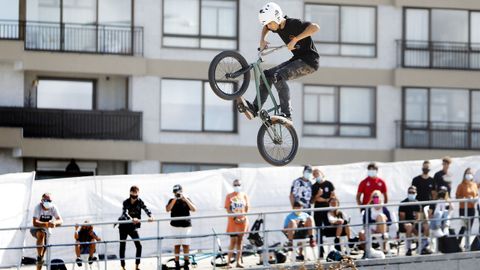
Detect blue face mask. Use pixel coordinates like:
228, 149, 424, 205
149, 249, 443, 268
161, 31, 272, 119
316, 176, 323, 183
408, 194, 416, 201
303, 172, 312, 180
42, 201, 52, 209
233, 186, 241, 193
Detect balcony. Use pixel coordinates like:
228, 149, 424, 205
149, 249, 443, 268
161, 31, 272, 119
0, 107, 142, 141
0, 20, 143, 56
397, 40, 480, 70
397, 121, 480, 150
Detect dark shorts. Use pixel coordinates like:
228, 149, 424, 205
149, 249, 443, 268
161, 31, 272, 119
323, 221, 348, 237
80, 244, 91, 254
30, 228, 47, 239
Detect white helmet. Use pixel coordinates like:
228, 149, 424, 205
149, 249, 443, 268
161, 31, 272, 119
258, 2, 283, 26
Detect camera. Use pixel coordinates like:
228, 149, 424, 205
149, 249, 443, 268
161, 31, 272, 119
175, 192, 182, 199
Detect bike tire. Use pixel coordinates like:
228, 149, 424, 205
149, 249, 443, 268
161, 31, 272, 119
208, 51, 251, 100
257, 122, 298, 166
210, 253, 235, 267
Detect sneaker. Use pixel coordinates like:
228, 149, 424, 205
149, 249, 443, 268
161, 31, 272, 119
76, 258, 82, 267
277, 113, 292, 121
431, 228, 444, 238
296, 255, 304, 261
184, 260, 190, 270
284, 240, 293, 251
421, 247, 433, 255
88, 256, 97, 265
406, 249, 412, 256
236, 97, 257, 119
348, 237, 359, 249
443, 227, 450, 236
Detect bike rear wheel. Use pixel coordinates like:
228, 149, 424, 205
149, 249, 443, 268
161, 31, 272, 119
208, 51, 251, 100
257, 122, 298, 166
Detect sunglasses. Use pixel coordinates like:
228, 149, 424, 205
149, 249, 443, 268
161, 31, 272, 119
43, 199, 52, 202
408, 191, 416, 194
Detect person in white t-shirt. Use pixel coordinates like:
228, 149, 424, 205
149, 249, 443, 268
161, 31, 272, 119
30, 193, 63, 270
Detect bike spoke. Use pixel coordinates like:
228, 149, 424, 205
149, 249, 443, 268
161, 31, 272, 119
262, 123, 294, 162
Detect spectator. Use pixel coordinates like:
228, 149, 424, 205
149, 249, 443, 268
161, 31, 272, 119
283, 201, 316, 260
324, 197, 357, 253
455, 168, 478, 240
166, 184, 197, 270
433, 156, 453, 197
411, 160, 435, 203
358, 190, 391, 254
225, 179, 249, 268
398, 186, 430, 256
74, 221, 101, 267
119, 186, 154, 270
311, 168, 335, 257
356, 163, 388, 210
30, 193, 63, 270
430, 187, 453, 237
290, 165, 313, 209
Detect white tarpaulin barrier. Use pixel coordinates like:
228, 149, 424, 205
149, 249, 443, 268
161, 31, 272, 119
2, 156, 480, 266
0, 172, 35, 267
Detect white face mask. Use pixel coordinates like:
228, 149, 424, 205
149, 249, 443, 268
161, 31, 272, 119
303, 172, 312, 180
367, 170, 377, 178
465, 174, 474, 181
408, 194, 416, 201
233, 186, 241, 193
42, 201, 52, 209
315, 176, 323, 183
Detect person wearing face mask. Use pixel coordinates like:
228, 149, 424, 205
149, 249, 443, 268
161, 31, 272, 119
74, 221, 101, 267
430, 187, 453, 238
283, 201, 316, 261
356, 163, 388, 211
290, 165, 313, 209
324, 198, 357, 253
166, 184, 197, 270
398, 186, 430, 256
433, 156, 453, 198
119, 186, 154, 270
31, 193, 63, 270
225, 179, 250, 268
455, 168, 478, 242
310, 168, 335, 257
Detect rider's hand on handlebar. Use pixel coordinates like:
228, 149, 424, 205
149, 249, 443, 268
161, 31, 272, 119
259, 40, 270, 51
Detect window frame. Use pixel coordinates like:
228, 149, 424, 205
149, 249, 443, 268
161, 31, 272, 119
161, 162, 237, 173
160, 78, 238, 133
161, 0, 240, 50
302, 84, 377, 138
304, 3, 378, 58
36, 76, 98, 110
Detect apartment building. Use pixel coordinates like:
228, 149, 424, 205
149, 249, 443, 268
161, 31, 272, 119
0, 0, 479, 178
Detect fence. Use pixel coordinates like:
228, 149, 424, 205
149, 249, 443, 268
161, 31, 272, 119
1, 198, 479, 270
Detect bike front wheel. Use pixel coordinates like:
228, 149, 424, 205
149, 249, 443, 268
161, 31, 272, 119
208, 51, 251, 100
257, 122, 298, 166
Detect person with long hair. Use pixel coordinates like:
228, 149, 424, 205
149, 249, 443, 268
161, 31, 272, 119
455, 168, 478, 241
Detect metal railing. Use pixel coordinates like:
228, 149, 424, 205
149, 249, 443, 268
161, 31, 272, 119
0, 107, 142, 140
397, 40, 480, 70
1, 198, 479, 270
397, 120, 480, 150
0, 20, 143, 56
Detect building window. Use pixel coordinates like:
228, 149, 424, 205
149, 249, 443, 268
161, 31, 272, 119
403, 8, 480, 69
160, 79, 236, 132
305, 4, 376, 57
303, 86, 376, 137
0, 0, 19, 39
37, 79, 95, 110
161, 163, 236, 174
162, 0, 238, 50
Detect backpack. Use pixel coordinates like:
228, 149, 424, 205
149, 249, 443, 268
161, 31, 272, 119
326, 250, 343, 262
247, 218, 264, 247
50, 259, 67, 270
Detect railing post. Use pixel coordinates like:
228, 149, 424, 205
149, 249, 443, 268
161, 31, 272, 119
103, 241, 108, 270
156, 220, 161, 270
212, 231, 217, 270
417, 216, 422, 256
262, 213, 269, 267
365, 209, 371, 259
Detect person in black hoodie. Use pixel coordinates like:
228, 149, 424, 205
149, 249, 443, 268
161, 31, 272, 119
119, 185, 154, 270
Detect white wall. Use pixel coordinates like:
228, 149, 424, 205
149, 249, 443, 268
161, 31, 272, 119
0, 149, 22, 174
0, 63, 24, 106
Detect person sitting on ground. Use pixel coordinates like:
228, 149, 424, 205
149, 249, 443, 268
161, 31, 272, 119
283, 201, 316, 260
398, 186, 431, 256
358, 190, 392, 254
324, 197, 358, 253
74, 221, 101, 266
430, 187, 453, 238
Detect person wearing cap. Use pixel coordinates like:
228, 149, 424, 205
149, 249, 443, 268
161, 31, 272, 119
433, 156, 453, 197
225, 179, 250, 268
290, 165, 313, 209
356, 163, 388, 208
74, 220, 101, 267
398, 186, 430, 256
31, 193, 63, 270
166, 185, 197, 270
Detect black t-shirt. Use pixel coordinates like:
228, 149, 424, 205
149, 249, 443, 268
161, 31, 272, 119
433, 170, 452, 194
399, 198, 421, 222
273, 17, 319, 69
168, 198, 192, 227
411, 175, 434, 202
312, 180, 335, 208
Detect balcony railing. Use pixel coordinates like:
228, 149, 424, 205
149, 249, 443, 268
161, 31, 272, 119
397, 120, 480, 150
397, 40, 480, 70
0, 20, 143, 56
0, 107, 142, 140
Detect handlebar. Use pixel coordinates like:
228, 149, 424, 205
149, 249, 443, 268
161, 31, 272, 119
257, 44, 300, 58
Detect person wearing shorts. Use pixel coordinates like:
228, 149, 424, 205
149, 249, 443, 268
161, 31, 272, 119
166, 184, 197, 270
74, 221, 101, 266
225, 179, 250, 268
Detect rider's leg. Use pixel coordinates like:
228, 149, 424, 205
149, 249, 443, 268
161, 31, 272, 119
271, 59, 316, 116
251, 60, 291, 111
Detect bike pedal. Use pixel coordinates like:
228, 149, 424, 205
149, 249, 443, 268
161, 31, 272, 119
236, 103, 246, 113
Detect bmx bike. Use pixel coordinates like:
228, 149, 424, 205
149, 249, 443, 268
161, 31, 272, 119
208, 45, 299, 166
